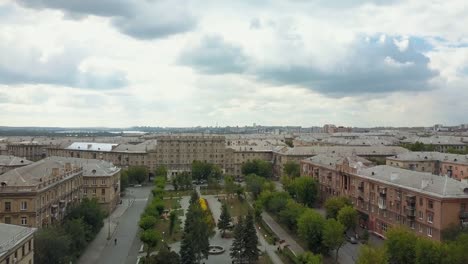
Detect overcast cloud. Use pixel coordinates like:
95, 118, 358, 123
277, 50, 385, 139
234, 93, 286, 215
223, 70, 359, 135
1, 0, 467, 127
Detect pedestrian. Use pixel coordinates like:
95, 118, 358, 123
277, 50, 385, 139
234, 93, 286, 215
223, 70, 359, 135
114, 238, 117, 245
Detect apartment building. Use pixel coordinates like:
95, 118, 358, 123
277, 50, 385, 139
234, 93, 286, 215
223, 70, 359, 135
0, 158, 83, 228
0, 156, 33, 175
225, 146, 274, 177
273, 146, 409, 177
50, 157, 121, 212
301, 154, 468, 241
0, 223, 36, 264
147, 135, 226, 177
386, 152, 468, 181
7, 142, 49, 161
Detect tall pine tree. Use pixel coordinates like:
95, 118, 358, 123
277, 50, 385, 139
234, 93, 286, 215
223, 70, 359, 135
230, 216, 245, 264
243, 212, 260, 263
218, 203, 232, 237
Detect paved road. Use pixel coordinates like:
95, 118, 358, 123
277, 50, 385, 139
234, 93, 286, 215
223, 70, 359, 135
78, 186, 152, 264
261, 211, 305, 256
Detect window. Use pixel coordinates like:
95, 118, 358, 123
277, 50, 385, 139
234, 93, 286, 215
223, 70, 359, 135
22, 245, 25, 256
427, 227, 433, 237
419, 211, 423, 219
21, 217, 27, 225
28, 241, 31, 251
102, 179, 106, 184
101, 189, 105, 195
428, 200, 434, 209
84, 189, 87, 194
20, 201, 27, 211
427, 212, 434, 223
4, 202, 11, 212
419, 198, 423, 206
93, 189, 96, 194
419, 224, 423, 233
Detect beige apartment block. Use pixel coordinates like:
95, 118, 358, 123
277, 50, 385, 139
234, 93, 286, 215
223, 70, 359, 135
386, 152, 468, 181
225, 146, 274, 177
0, 158, 83, 228
301, 154, 468, 241
7, 142, 49, 162
0, 223, 36, 264
0, 156, 33, 175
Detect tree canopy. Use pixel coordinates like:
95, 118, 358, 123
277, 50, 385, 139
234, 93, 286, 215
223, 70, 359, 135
283, 160, 300, 177
241, 159, 273, 178
324, 196, 351, 219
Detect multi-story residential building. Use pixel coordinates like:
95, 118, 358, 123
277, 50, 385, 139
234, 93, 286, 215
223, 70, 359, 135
0, 156, 33, 175
273, 146, 409, 177
386, 152, 468, 181
50, 157, 121, 212
0, 223, 36, 264
147, 135, 226, 177
0, 158, 83, 228
225, 146, 274, 177
301, 155, 468, 241
7, 142, 49, 161
401, 136, 468, 153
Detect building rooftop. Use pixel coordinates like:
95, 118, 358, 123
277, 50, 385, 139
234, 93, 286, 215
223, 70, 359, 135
66, 142, 118, 152
277, 146, 409, 156
48, 157, 120, 177
0, 155, 33, 167
303, 154, 373, 170
387, 151, 468, 165
359, 165, 468, 198
0, 223, 36, 258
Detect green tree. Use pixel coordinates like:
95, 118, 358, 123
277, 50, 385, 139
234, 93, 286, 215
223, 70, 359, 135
230, 217, 245, 263
180, 195, 210, 263
153, 248, 181, 264
297, 209, 326, 254
241, 159, 272, 178
155, 165, 168, 178
286, 177, 318, 207
444, 233, 468, 264
243, 212, 260, 263
324, 196, 351, 219
169, 211, 178, 235
356, 245, 387, 264
192, 160, 213, 182
218, 203, 233, 237
120, 170, 129, 192
259, 191, 290, 214
415, 238, 444, 264
278, 199, 306, 231
126, 166, 148, 184
297, 251, 323, 264
66, 198, 105, 235
224, 175, 236, 199
323, 219, 345, 264
140, 229, 160, 261
442, 223, 468, 241
337, 206, 358, 232
139, 215, 158, 230
285, 138, 294, 148
385, 226, 417, 264
245, 174, 267, 199
63, 218, 90, 255
283, 160, 300, 177
34, 228, 71, 264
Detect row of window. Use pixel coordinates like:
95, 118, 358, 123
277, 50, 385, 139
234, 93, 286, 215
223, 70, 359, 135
3, 216, 28, 225
3, 239, 33, 264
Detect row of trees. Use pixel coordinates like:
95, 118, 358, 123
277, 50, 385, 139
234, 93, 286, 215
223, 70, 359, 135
230, 212, 260, 263
180, 192, 211, 263
357, 226, 468, 264
121, 165, 168, 192
34, 199, 106, 264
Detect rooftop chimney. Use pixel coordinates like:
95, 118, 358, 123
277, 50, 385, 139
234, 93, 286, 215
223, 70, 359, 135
52, 168, 60, 177
65, 163, 72, 172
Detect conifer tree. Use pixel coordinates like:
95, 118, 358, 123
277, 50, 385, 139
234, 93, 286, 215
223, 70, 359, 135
230, 216, 245, 263
243, 212, 260, 263
218, 203, 232, 237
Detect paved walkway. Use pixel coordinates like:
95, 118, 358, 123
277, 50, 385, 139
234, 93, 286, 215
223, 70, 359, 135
261, 211, 305, 256
78, 186, 152, 264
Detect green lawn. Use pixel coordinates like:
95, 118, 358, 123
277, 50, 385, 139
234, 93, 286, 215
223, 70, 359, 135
163, 198, 181, 210
223, 197, 250, 217
258, 253, 274, 264
163, 189, 193, 197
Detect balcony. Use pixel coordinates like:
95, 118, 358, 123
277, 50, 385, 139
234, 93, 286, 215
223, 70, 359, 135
378, 198, 387, 210
406, 207, 416, 219
406, 195, 416, 205
378, 187, 387, 197
460, 211, 468, 219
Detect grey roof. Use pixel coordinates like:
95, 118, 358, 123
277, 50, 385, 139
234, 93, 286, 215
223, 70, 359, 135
277, 146, 409, 156
358, 165, 468, 198
66, 142, 118, 152
0, 156, 33, 167
0, 223, 36, 257
387, 152, 468, 165
0, 157, 119, 187
303, 154, 373, 170
402, 136, 468, 146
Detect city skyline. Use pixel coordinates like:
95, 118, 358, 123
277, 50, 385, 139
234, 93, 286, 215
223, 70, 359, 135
1, 0, 468, 127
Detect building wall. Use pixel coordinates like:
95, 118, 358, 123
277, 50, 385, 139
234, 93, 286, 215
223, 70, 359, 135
83, 172, 121, 212
0, 168, 83, 228
300, 160, 468, 241
386, 159, 437, 174
225, 150, 273, 177
7, 144, 47, 161
0, 236, 34, 264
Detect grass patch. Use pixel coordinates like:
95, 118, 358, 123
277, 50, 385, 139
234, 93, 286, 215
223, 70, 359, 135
163, 190, 193, 197
256, 219, 277, 245
222, 197, 250, 217
163, 198, 181, 210
277, 247, 299, 264
258, 253, 274, 264
200, 188, 225, 195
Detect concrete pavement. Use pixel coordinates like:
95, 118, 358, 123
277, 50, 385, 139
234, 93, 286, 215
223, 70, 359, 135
78, 186, 152, 264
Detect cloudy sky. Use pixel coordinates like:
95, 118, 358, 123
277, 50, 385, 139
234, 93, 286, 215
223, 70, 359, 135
1, 0, 467, 128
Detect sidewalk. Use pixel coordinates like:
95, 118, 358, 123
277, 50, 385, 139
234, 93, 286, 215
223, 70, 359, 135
261, 211, 305, 256
78, 197, 134, 264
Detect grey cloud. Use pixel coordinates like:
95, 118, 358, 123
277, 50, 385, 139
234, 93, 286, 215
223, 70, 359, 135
16, 0, 196, 39
257, 36, 438, 96
0, 44, 128, 89
179, 34, 438, 97
178, 35, 249, 74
